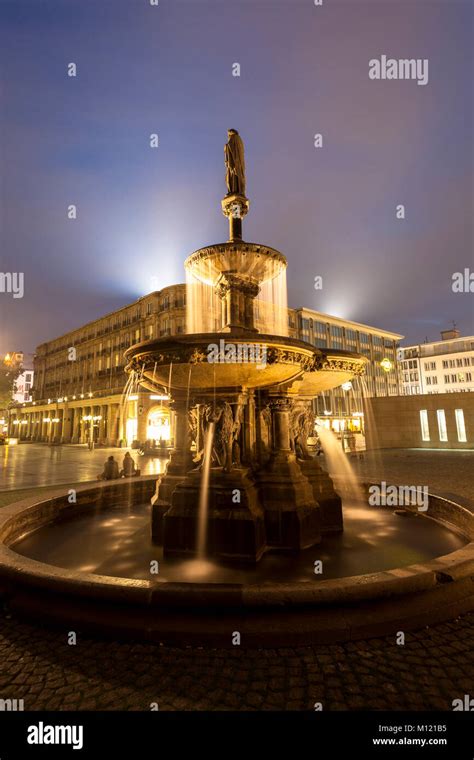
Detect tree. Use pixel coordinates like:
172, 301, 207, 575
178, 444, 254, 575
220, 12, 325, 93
0, 357, 21, 411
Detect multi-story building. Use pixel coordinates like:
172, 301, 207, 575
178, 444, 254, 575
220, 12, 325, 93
289, 308, 402, 441
12, 367, 34, 404
7, 286, 403, 447
8, 286, 184, 446
399, 329, 474, 396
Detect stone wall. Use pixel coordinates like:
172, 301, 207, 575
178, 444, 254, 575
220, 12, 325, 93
364, 392, 474, 450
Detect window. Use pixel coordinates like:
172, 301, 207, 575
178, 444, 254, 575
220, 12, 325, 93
426, 377, 431, 385
464, 357, 470, 367
451, 374, 457, 383
437, 410, 448, 442
424, 362, 430, 371
444, 375, 450, 383
432, 376, 438, 384
346, 329, 357, 342
442, 360, 448, 369
420, 410, 430, 441
457, 358, 463, 367
467, 372, 472, 382
455, 409, 467, 442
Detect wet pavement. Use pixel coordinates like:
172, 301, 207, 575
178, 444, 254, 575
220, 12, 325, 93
0, 443, 167, 491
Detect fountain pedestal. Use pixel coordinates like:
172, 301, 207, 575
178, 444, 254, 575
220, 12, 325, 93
299, 459, 343, 533
256, 396, 322, 550
162, 467, 266, 563
151, 397, 193, 542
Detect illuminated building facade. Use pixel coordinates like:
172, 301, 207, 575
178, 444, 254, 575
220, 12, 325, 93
399, 330, 474, 396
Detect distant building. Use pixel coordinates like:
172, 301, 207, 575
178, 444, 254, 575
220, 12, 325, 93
12, 367, 34, 404
399, 329, 474, 396
8, 285, 402, 446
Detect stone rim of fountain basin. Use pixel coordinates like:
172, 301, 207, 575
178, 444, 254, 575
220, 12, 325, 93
124, 334, 367, 393
184, 242, 288, 285
0, 476, 474, 646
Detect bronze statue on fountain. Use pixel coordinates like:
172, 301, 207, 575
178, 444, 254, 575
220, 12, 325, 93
125, 130, 367, 563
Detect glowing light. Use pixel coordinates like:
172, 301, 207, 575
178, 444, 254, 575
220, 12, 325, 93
353, 411, 363, 417
129, 394, 139, 401
323, 410, 332, 415
341, 381, 352, 391
380, 358, 393, 373
150, 394, 169, 400
43, 418, 51, 423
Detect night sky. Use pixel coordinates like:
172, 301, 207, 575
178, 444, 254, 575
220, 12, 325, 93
0, 0, 472, 356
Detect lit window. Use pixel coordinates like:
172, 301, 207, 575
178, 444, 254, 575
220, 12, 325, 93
420, 410, 430, 441
437, 410, 448, 442
455, 409, 467, 442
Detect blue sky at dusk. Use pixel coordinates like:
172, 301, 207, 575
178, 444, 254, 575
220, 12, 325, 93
0, 0, 472, 354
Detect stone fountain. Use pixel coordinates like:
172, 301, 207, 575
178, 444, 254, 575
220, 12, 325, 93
125, 130, 367, 563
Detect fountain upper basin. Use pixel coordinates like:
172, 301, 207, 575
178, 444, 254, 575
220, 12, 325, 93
124, 333, 367, 393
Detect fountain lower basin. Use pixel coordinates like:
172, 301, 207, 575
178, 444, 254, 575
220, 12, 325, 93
0, 477, 473, 646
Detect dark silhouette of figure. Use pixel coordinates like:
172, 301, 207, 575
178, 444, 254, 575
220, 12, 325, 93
224, 129, 246, 195
100, 455, 119, 480
121, 451, 137, 477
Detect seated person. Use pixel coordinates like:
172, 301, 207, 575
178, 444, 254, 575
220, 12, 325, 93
99, 455, 119, 480
121, 451, 138, 477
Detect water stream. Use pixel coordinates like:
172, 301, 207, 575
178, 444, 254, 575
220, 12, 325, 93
316, 421, 365, 503
196, 421, 215, 559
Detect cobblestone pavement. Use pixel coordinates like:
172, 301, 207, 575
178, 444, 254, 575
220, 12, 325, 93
0, 612, 473, 711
